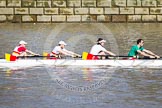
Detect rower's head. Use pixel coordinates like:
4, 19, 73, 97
97, 38, 106, 46
58, 41, 67, 48
19, 40, 27, 47
137, 39, 144, 46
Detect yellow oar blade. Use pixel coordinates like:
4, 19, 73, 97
43, 52, 49, 56
5, 53, 11, 61
43, 52, 50, 59
82, 52, 88, 60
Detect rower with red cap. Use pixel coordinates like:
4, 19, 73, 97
50, 41, 81, 58
90, 38, 116, 59
12, 40, 39, 57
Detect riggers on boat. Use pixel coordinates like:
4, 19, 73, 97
0, 59, 162, 69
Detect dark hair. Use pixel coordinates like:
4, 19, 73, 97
137, 39, 143, 44
97, 38, 103, 45
97, 38, 104, 42
97, 38, 103, 42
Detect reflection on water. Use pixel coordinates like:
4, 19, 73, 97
0, 23, 162, 108
0, 67, 161, 108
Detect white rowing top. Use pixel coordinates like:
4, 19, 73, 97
90, 44, 107, 55
52, 46, 68, 54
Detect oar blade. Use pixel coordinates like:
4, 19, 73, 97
5, 53, 16, 61
5, 53, 10, 61
82, 52, 88, 60
43, 52, 49, 56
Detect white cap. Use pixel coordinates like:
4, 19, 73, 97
59, 41, 67, 45
99, 40, 106, 43
19, 40, 27, 45
97, 38, 106, 43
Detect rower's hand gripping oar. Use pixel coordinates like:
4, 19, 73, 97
72, 53, 82, 58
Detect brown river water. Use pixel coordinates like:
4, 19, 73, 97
0, 23, 162, 108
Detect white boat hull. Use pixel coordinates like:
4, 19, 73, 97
0, 59, 162, 69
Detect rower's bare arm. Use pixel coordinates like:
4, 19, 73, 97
106, 50, 116, 56
143, 49, 160, 58
137, 50, 155, 58
26, 50, 39, 56
72, 52, 81, 57
65, 50, 81, 57
69, 51, 81, 57
58, 50, 68, 55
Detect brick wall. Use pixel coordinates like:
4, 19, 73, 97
0, 0, 162, 23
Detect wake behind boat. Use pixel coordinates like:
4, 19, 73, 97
0, 58, 162, 69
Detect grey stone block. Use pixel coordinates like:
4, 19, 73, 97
135, 8, 149, 14
142, 15, 156, 22
97, 0, 111, 7
52, 0, 66, 7
67, 15, 81, 22
142, 0, 157, 7
12, 15, 22, 23
0, 8, 13, 14
37, 0, 51, 7
82, 15, 97, 22
15, 8, 29, 14
22, 15, 36, 22
82, 0, 96, 7
157, 15, 162, 21
113, 0, 126, 7
30, 8, 44, 14
6, 15, 14, 22
52, 15, 66, 22
97, 15, 111, 22
105, 8, 119, 14
157, 0, 162, 6
128, 15, 141, 22
127, 0, 137, 6
45, 8, 58, 14
150, 8, 162, 14
112, 15, 127, 22
7, 0, 21, 7
137, 0, 142, 6
120, 7, 134, 14
22, 0, 36, 7
60, 8, 73, 15
0, 15, 6, 22
75, 8, 89, 15
37, 15, 51, 22
67, 0, 81, 7
90, 8, 103, 14
0, 0, 6, 7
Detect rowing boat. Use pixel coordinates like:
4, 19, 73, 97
0, 58, 162, 69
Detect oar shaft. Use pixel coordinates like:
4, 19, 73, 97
17, 55, 57, 58
94, 55, 133, 58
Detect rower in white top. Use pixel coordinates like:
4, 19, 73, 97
90, 38, 116, 58
50, 41, 81, 58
